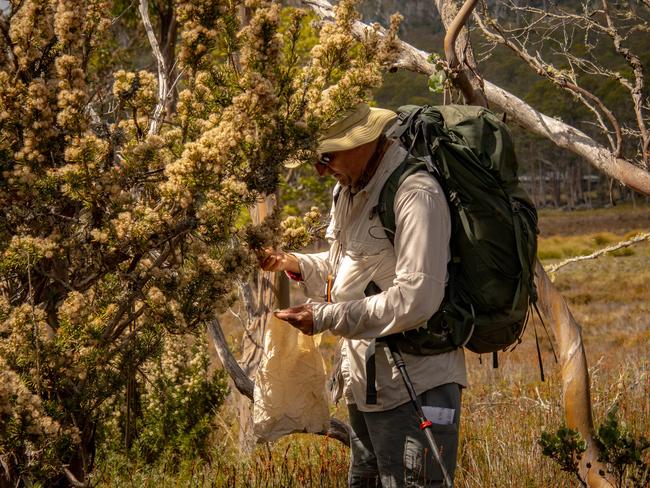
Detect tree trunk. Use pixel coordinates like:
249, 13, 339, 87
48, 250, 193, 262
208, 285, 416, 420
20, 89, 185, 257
237, 194, 279, 454
535, 262, 613, 488
156, 0, 178, 114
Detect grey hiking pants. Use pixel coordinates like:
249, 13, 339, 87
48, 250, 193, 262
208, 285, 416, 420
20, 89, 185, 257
347, 382, 462, 488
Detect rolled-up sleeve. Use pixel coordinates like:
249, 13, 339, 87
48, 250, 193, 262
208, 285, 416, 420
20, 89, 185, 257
312, 175, 450, 338
290, 250, 331, 301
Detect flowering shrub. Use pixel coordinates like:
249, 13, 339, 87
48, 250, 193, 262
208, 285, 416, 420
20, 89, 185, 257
0, 0, 399, 484
280, 207, 324, 250
100, 337, 229, 465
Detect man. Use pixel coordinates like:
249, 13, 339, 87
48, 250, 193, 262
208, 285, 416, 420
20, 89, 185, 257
261, 103, 467, 487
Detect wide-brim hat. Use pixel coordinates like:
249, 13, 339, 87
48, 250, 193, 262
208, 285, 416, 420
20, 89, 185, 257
317, 103, 397, 154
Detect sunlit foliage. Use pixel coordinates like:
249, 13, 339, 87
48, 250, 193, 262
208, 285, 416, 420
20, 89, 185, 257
0, 0, 400, 484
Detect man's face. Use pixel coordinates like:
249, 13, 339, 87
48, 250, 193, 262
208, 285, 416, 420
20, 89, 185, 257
314, 142, 375, 186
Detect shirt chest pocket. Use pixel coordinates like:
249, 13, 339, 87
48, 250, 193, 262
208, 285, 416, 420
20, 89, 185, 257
332, 237, 395, 303
345, 234, 393, 260
344, 211, 394, 256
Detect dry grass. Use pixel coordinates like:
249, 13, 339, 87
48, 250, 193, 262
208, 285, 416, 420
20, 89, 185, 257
453, 224, 649, 487
537, 203, 650, 237
97, 206, 650, 487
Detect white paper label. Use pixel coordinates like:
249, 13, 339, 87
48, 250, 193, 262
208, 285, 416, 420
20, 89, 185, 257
422, 406, 455, 425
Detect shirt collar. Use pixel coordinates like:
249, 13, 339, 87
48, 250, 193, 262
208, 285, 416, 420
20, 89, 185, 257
351, 141, 407, 196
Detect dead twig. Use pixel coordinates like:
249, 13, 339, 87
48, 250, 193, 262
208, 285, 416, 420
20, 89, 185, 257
474, 10, 623, 157
545, 232, 650, 274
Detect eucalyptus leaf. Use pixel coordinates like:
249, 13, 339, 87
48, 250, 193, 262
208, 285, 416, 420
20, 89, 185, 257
428, 70, 446, 94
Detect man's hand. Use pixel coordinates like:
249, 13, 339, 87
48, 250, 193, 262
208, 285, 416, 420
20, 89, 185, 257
274, 304, 314, 335
258, 248, 300, 274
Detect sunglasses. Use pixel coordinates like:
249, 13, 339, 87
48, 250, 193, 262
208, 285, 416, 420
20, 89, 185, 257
316, 153, 334, 167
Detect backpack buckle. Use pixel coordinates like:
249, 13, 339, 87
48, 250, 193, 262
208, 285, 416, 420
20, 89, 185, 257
397, 111, 410, 125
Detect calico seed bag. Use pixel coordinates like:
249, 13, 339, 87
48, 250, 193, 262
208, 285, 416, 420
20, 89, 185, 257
253, 315, 329, 442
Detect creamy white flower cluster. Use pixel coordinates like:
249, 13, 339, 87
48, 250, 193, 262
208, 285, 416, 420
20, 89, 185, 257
280, 206, 323, 251
0, 355, 80, 444
0, 0, 401, 482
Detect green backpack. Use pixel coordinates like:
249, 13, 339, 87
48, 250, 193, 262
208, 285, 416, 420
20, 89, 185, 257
381, 104, 539, 356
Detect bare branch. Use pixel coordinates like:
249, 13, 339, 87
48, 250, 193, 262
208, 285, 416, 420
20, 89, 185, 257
63, 466, 90, 488
319, 418, 350, 445
300, 0, 650, 196
139, 0, 168, 136
601, 0, 649, 168
443, 0, 487, 107
485, 80, 650, 195
474, 11, 623, 157
207, 317, 254, 398
480, 0, 648, 167
109, 305, 146, 342
545, 232, 650, 274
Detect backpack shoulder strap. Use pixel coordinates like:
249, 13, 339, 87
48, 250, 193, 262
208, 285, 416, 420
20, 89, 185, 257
376, 157, 428, 247
333, 183, 342, 206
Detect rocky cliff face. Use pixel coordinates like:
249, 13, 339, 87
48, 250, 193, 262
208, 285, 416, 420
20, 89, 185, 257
284, 0, 440, 29
288, 1, 548, 31
358, 0, 440, 28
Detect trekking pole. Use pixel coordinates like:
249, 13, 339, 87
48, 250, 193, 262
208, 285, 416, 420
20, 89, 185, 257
384, 337, 453, 488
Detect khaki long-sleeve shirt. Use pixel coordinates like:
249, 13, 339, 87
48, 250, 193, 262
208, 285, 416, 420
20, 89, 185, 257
292, 142, 467, 412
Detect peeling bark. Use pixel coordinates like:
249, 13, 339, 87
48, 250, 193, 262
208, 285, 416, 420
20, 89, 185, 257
535, 262, 613, 488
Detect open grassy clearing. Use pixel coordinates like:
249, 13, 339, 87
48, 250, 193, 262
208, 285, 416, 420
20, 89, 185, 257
97, 206, 649, 487
537, 204, 650, 237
